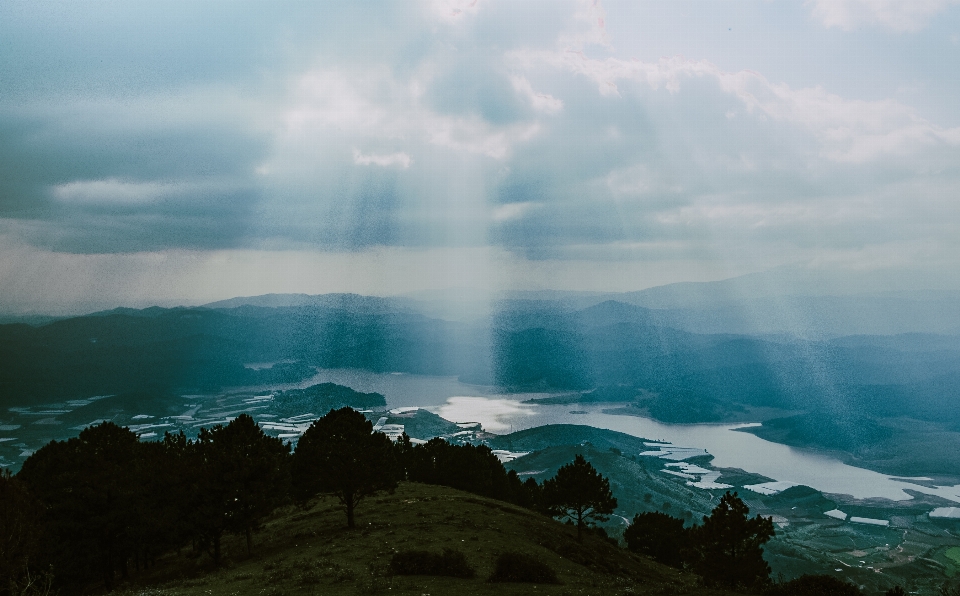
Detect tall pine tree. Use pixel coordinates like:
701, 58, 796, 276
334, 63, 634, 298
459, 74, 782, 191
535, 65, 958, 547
18, 423, 139, 590
191, 414, 290, 564
688, 491, 774, 588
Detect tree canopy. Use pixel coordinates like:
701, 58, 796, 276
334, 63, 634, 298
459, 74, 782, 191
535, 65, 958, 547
403, 437, 522, 502
623, 511, 688, 568
191, 414, 290, 563
17, 422, 141, 590
688, 491, 774, 588
292, 407, 400, 528
0, 470, 48, 596
3, 411, 809, 594
541, 454, 617, 541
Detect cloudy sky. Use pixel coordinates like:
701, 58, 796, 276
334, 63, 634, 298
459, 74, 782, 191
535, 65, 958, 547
1, 0, 959, 313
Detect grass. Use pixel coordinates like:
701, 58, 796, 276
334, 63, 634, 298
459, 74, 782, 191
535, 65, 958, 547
390, 548, 475, 578
488, 552, 560, 584
111, 482, 733, 596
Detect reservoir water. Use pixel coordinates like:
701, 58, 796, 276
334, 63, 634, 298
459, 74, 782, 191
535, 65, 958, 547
309, 369, 960, 504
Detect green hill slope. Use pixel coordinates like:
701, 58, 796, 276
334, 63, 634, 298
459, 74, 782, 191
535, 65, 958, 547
113, 482, 732, 596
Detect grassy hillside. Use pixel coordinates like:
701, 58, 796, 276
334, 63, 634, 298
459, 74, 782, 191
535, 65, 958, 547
112, 482, 731, 596
493, 428, 960, 594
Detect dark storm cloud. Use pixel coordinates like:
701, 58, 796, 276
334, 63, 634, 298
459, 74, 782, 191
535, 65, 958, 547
0, 101, 269, 251
0, 0, 431, 254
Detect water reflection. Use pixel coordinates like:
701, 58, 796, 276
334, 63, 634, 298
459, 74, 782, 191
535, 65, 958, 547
436, 397, 537, 432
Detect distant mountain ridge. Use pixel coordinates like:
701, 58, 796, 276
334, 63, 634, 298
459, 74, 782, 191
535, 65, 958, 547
192, 265, 960, 336
3, 293, 959, 424
3, 270, 960, 479
202, 292, 414, 314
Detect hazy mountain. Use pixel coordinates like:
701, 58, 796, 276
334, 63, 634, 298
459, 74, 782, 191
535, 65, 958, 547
4, 286, 960, 469
203, 293, 415, 314
602, 268, 960, 337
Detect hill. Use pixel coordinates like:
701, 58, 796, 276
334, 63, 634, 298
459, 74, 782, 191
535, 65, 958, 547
111, 482, 729, 596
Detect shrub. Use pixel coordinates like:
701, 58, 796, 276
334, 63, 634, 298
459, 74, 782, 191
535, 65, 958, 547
487, 552, 560, 584
389, 548, 475, 578
624, 511, 689, 568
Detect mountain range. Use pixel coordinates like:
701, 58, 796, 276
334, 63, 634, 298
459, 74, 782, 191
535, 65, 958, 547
2, 271, 959, 476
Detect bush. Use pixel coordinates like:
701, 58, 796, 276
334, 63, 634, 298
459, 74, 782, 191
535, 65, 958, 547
623, 511, 688, 568
487, 552, 560, 584
766, 574, 864, 596
389, 548, 475, 578
585, 524, 618, 545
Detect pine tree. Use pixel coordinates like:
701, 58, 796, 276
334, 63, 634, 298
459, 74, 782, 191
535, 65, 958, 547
191, 414, 290, 564
292, 408, 399, 528
688, 491, 774, 588
0, 470, 47, 596
17, 422, 140, 590
405, 438, 517, 501
541, 454, 617, 541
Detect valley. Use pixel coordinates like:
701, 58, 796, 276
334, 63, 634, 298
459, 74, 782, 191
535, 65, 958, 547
5, 368, 960, 593
4, 288, 960, 593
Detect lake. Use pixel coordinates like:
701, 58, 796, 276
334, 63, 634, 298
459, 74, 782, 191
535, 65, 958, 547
309, 368, 960, 504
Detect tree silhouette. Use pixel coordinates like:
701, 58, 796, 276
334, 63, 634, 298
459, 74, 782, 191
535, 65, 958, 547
541, 454, 617, 541
688, 491, 774, 588
0, 470, 48, 596
623, 511, 688, 567
191, 414, 290, 564
515, 477, 545, 513
127, 431, 194, 572
292, 407, 399, 528
17, 422, 140, 591
405, 438, 519, 501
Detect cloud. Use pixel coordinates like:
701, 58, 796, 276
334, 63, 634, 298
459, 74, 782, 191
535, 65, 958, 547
507, 50, 960, 163
50, 179, 223, 205
510, 75, 563, 114
282, 69, 542, 160
561, 0, 612, 51
353, 149, 412, 169
1, 0, 959, 305
806, 0, 960, 32
430, 0, 484, 22
492, 201, 538, 223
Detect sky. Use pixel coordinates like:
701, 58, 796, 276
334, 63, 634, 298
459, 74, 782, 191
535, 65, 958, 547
1, 0, 959, 314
